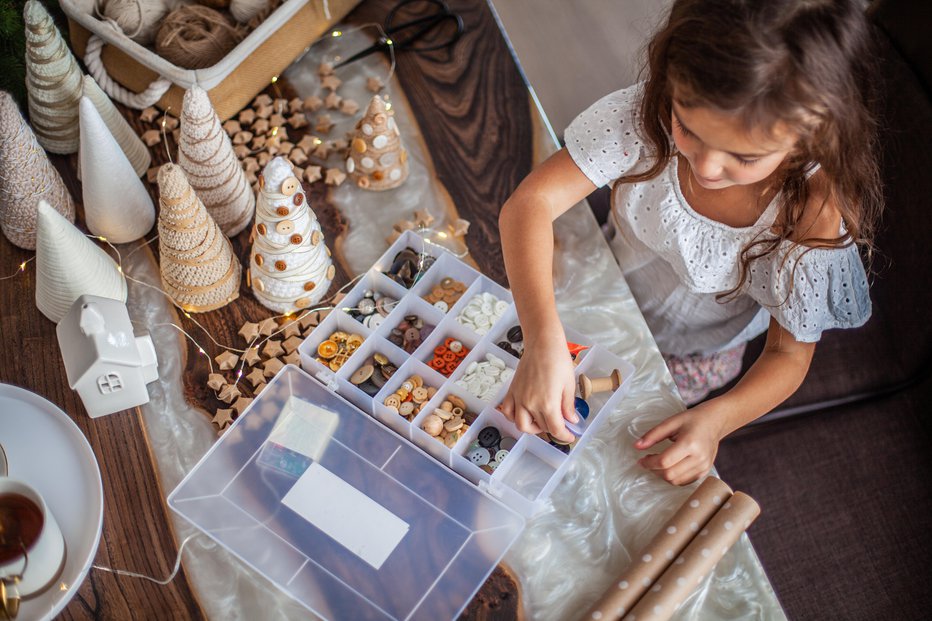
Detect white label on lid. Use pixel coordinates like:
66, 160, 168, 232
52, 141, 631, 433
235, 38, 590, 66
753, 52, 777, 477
282, 462, 409, 570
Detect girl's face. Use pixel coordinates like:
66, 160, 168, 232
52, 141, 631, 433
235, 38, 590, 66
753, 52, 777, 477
670, 94, 798, 190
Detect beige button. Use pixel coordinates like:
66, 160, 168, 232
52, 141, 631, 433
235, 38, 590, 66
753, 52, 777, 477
258, 174, 265, 189
311, 230, 321, 246
412, 387, 429, 403
245, 268, 251, 287
352, 138, 367, 153
275, 260, 287, 271
276, 206, 290, 216
384, 394, 402, 409
276, 220, 295, 235
400, 149, 408, 164
327, 264, 335, 280
280, 176, 300, 196
255, 278, 265, 292
357, 176, 370, 189
294, 296, 310, 308
398, 401, 415, 417
374, 113, 386, 125
350, 364, 374, 385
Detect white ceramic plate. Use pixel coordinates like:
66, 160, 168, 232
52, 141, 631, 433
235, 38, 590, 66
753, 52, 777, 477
0, 383, 104, 621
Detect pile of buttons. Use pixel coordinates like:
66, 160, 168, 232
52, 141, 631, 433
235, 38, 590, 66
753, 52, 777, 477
348, 353, 398, 396
388, 314, 434, 353
454, 353, 514, 401
456, 293, 509, 335
419, 394, 477, 448
345, 289, 398, 329
382, 375, 437, 421
465, 425, 517, 474
384, 247, 435, 288
496, 325, 524, 358
315, 331, 364, 371
422, 277, 468, 313
428, 337, 470, 376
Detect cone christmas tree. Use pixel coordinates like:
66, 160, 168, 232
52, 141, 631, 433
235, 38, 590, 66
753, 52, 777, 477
157, 164, 241, 312
177, 85, 255, 237
82, 76, 151, 177
79, 97, 155, 243
249, 157, 334, 314
345, 95, 409, 191
0, 92, 75, 250
24, 0, 83, 154
35, 200, 127, 322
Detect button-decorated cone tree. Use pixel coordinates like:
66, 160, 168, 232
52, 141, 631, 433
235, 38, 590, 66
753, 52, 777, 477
0, 91, 75, 250
249, 156, 334, 314
345, 95, 409, 191
157, 163, 242, 312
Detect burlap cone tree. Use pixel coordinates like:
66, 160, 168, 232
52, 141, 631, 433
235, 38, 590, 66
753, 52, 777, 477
249, 157, 334, 314
0, 91, 75, 250
345, 95, 409, 191
178, 85, 255, 237
82, 76, 150, 177
157, 164, 241, 312
24, 0, 83, 154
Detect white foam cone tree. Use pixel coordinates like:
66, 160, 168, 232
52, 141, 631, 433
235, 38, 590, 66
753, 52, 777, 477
35, 200, 127, 322
0, 92, 75, 250
82, 76, 151, 177
346, 95, 409, 191
178, 85, 254, 237
157, 163, 241, 312
24, 0, 83, 154
249, 157, 334, 314
79, 97, 155, 243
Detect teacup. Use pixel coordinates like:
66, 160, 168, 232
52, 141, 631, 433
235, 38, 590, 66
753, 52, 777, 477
0, 478, 66, 610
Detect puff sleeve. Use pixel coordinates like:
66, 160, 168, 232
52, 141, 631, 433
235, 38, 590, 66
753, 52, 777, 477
564, 83, 647, 188
746, 242, 872, 342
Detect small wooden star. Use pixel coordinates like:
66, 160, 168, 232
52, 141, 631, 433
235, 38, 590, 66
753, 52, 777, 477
255, 103, 273, 119
253, 93, 273, 107
212, 408, 234, 430
282, 320, 302, 339
207, 373, 226, 391
321, 74, 342, 91
254, 383, 267, 396
238, 108, 256, 125
290, 148, 308, 166
282, 335, 304, 354
239, 321, 259, 343
258, 317, 278, 336
315, 114, 334, 134
233, 144, 250, 159
325, 91, 342, 110
386, 230, 402, 245
263, 357, 285, 378
217, 383, 241, 403
141, 129, 161, 146
297, 134, 317, 152
303, 95, 323, 112
366, 77, 383, 93
263, 339, 285, 358
324, 168, 346, 186
452, 218, 471, 237
269, 113, 286, 129
312, 141, 331, 159
222, 119, 241, 135
232, 397, 254, 416
252, 118, 270, 134
288, 97, 305, 114
304, 165, 323, 183
299, 310, 320, 330
160, 115, 179, 131
318, 61, 334, 76
413, 209, 435, 228
245, 367, 266, 388
242, 347, 262, 366
288, 114, 309, 130
283, 350, 302, 366
215, 350, 239, 371
139, 107, 159, 123
146, 166, 160, 184
339, 99, 360, 116
393, 219, 416, 233
242, 157, 260, 173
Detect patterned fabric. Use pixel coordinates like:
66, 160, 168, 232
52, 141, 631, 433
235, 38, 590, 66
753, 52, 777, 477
663, 343, 747, 406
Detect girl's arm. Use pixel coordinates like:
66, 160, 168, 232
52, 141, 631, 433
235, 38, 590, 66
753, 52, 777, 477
498, 149, 598, 443
635, 317, 815, 484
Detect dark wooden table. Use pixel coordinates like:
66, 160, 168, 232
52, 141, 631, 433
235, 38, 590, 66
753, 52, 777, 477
0, 0, 541, 618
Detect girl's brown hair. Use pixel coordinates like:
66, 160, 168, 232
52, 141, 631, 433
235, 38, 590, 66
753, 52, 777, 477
621, 0, 883, 300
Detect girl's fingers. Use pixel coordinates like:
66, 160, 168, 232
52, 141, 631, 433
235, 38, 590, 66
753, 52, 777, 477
514, 406, 542, 435
635, 415, 683, 450
562, 383, 578, 424
498, 393, 515, 421
638, 442, 690, 472
666, 462, 707, 486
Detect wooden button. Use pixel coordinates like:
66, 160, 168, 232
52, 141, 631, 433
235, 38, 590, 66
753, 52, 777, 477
257, 223, 267, 235
304, 281, 316, 291
384, 394, 402, 409
293, 193, 303, 206
258, 174, 265, 189
311, 230, 321, 246
398, 402, 415, 417
352, 138, 367, 153
290, 234, 303, 245
255, 278, 264, 292
275, 260, 287, 271
350, 364, 374, 385
276, 206, 290, 216
357, 177, 371, 189
327, 264, 336, 280
276, 220, 295, 235
294, 297, 310, 308
280, 176, 300, 196
255, 254, 264, 266
373, 170, 384, 181
411, 387, 429, 403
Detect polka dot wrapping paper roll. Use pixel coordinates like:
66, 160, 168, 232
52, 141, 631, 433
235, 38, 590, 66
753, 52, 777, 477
582, 477, 734, 621
625, 492, 761, 621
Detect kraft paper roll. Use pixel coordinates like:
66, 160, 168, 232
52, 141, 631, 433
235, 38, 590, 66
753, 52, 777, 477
624, 492, 761, 621
581, 477, 733, 621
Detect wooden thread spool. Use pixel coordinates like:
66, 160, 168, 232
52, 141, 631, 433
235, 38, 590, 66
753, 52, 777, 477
578, 369, 623, 400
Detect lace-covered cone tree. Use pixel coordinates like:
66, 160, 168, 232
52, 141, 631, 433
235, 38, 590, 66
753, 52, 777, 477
345, 95, 409, 191
157, 164, 242, 312
0, 91, 75, 250
178, 85, 255, 237
249, 157, 334, 314
24, 0, 83, 154
80, 97, 155, 243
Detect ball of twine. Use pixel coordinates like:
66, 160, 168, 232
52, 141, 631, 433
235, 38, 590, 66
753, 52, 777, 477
99, 0, 169, 46
155, 5, 245, 69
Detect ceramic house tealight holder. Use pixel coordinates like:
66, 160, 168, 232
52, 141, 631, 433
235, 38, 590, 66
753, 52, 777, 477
56, 294, 159, 417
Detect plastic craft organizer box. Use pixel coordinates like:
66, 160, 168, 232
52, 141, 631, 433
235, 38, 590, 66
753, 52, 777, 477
169, 231, 634, 620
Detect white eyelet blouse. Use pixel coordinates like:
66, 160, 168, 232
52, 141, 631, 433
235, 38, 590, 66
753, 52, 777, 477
564, 84, 871, 356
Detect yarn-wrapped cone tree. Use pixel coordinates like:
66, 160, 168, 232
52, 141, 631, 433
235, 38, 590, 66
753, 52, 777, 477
345, 95, 409, 191
0, 91, 75, 250
35, 200, 127, 323
178, 85, 254, 236
82, 75, 151, 177
79, 97, 155, 243
249, 157, 335, 314
157, 164, 242, 312
24, 0, 83, 154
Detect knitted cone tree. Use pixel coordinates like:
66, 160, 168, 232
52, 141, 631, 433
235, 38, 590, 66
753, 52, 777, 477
345, 95, 409, 191
178, 85, 255, 237
249, 157, 334, 314
24, 0, 83, 154
0, 92, 75, 250
83, 76, 151, 177
157, 164, 241, 312
79, 97, 155, 243
35, 200, 127, 323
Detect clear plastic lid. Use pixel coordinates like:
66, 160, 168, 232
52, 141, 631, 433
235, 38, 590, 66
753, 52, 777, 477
169, 365, 525, 621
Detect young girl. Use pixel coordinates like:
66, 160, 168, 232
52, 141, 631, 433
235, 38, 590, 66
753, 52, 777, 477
498, 0, 882, 485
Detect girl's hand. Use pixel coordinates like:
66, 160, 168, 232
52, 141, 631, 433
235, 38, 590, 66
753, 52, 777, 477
499, 332, 578, 444
634, 400, 729, 485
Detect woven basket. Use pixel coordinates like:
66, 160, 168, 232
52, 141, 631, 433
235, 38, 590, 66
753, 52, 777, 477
63, 0, 360, 121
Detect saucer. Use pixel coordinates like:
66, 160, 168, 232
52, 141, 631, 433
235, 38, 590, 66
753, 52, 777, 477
0, 384, 103, 620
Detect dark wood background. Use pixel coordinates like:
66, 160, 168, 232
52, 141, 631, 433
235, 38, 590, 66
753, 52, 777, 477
0, 0, 537, 618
